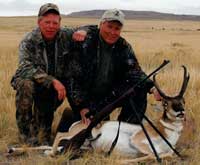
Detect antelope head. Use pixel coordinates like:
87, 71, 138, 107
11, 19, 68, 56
153, 66, 190, 122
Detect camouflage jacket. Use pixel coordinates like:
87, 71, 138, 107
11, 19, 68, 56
67, 26, 154, 113
11, 27, 76, 89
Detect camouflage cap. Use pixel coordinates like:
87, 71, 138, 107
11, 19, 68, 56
100, 9, 125, 25
38, 3, 60, 16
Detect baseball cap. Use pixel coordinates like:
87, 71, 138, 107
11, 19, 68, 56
38, 3, 60, 16
100, 9, 125, 25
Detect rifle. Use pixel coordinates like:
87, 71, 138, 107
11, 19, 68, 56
62, 60, 170, 154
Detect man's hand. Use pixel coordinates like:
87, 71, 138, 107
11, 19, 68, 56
52, 79, 66, 101
80, 108, 91, 125
150, 87, 162, 101
72, 30, 87, 41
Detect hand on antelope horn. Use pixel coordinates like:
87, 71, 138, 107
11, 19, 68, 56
150, 87, 162, 101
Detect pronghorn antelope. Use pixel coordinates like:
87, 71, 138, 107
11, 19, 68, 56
8, 66, 190, 162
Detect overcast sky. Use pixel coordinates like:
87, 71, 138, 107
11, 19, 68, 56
0, 0, 200, 16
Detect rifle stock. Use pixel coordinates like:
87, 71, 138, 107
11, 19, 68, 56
62, 60, 170, 153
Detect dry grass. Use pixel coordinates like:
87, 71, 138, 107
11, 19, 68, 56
0, 17, 199, 164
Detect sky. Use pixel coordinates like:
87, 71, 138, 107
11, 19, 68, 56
0, 0, 200, 16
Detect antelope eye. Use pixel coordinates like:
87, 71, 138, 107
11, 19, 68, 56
163, 101, 168, 107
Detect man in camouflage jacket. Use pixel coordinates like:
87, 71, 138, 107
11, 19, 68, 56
66, 9, 160, 126
11, 3, 86, 145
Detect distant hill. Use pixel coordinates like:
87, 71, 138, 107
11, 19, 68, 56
66, 10, 200, 21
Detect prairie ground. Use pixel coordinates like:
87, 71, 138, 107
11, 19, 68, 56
0, 17, 199, 164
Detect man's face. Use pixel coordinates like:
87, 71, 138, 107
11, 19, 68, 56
38, 13, 61, 41
99, 21, 122, 45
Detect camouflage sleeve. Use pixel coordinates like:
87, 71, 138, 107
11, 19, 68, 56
77, 25, 98, 31
11, 36, 54, 90
63, 25, 97, 35
69, 25, 98, 47
72, 25, 97, 32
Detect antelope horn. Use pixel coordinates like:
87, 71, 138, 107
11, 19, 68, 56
153, 74, 172, 100
177, 65, 190, 97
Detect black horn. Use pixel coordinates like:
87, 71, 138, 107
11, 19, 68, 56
177, 65, 190, 97
153, 65, 190, 99
153, 74, 172, 100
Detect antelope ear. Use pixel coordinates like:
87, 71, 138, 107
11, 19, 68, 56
151, 102, 164, 112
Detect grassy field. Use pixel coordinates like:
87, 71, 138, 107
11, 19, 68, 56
0, 17, 199, 164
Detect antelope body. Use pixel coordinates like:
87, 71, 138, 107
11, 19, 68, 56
45, 66, 189, 158
89, 110, 183, 156
8, 66, 189, 161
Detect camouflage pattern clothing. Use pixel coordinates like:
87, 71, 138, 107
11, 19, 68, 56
67, 26, 154, 124
11, 27, 76, 145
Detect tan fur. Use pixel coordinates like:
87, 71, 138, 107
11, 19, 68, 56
130, 121, 168, 154
50, 121, 88, 155
176, 116, 196, 150
50, 121, 104, 156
